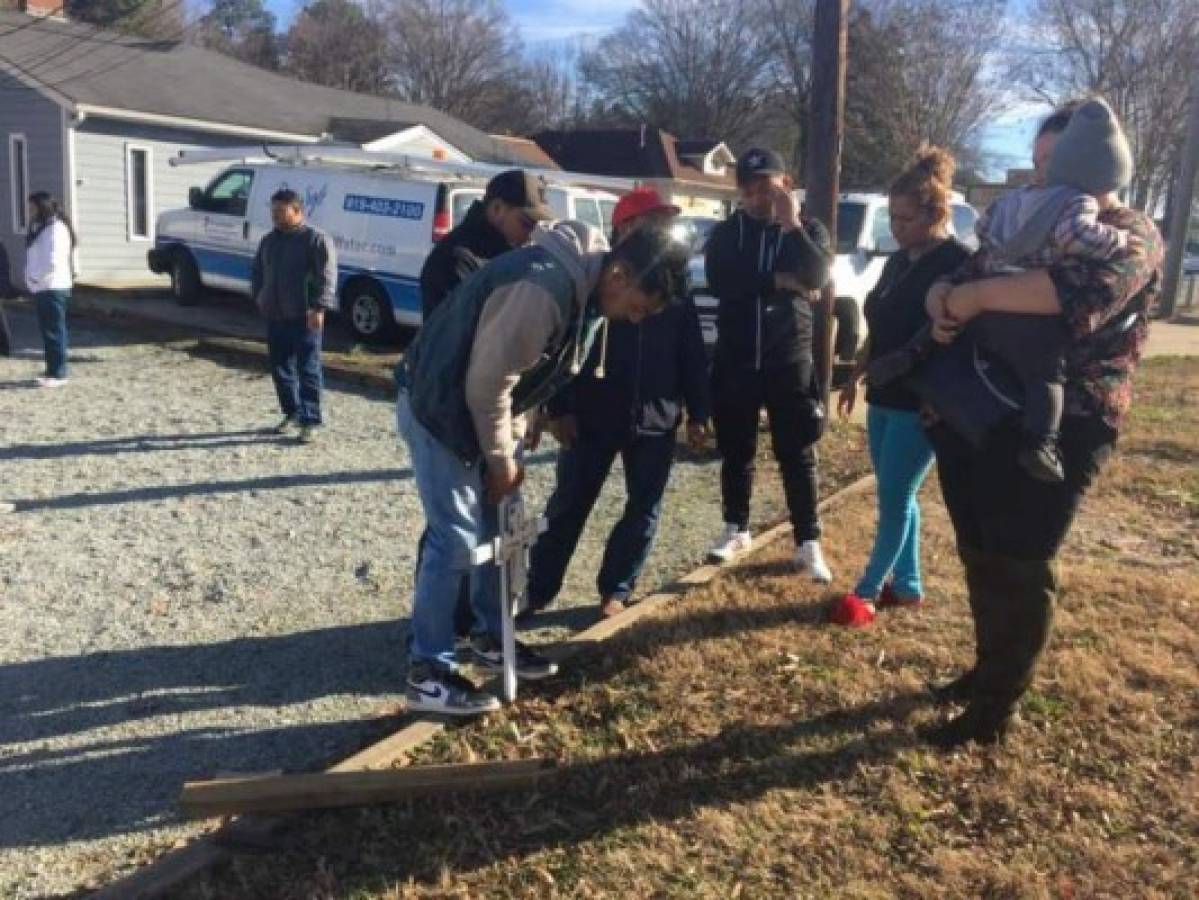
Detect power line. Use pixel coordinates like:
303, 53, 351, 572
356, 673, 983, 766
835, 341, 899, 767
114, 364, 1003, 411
0, 0, 198, 94
0, 0, 184, 92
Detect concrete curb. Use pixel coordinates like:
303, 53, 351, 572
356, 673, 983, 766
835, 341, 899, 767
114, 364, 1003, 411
89, 472, 877, 899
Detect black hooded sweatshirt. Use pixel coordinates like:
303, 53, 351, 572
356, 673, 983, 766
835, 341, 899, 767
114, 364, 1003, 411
704, 209, 832, 370
419, 200, 511, 319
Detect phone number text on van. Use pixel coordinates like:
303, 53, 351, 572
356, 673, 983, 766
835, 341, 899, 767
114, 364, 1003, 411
343, 195, 425, 220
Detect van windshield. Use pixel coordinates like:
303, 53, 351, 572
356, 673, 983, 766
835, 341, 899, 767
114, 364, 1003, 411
836, 201, 866, 255
599, 199, 616, 235
575, 198, 603, 231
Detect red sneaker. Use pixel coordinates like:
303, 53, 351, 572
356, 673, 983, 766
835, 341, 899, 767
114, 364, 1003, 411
877, 583, 923, 609
828, 593, 876, 627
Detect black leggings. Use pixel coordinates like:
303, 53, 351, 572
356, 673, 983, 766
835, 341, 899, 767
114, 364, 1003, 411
712, 361, 822, 543
929, 413, 1115, 560
928, 414, 1116, 707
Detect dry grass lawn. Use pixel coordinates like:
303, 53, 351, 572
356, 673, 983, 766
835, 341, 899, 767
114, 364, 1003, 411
182, 358, 1199, 900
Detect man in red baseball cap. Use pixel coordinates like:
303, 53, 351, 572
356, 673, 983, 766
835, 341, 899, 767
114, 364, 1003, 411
525, 186, 710, 621
611, 187, 681, 236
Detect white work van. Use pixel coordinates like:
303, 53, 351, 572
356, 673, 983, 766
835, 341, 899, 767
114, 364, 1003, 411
689, 191, 979, 360
148, 147, 624, 342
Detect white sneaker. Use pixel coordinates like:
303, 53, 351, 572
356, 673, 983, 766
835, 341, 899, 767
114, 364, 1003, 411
35, 376, 68, 388
708, 524, 753, 563
795, 540, 832, 584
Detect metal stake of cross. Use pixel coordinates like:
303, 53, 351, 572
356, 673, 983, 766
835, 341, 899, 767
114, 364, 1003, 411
470, 491, 546, 703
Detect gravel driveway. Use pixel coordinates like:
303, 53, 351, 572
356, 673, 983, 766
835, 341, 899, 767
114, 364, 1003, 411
0, 308, 791, 898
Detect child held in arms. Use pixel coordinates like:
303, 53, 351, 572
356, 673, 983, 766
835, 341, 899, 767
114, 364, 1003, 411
870, 98, 1135, 483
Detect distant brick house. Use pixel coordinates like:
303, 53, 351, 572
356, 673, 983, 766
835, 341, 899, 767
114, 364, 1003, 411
533, 128, 737, 218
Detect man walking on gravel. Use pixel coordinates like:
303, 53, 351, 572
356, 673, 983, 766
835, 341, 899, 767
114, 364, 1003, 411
251, 189, 337, 444
396, 220, 687, 716
705, 148, 834, 580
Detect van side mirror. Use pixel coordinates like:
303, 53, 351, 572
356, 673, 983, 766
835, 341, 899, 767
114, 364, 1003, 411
188, 187, 203, 210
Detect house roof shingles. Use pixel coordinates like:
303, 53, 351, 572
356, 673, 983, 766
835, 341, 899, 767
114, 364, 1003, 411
533, 128, 734, 191
489, 135, 560, 170
674, 139, 721, 157
0, 11, 529, 165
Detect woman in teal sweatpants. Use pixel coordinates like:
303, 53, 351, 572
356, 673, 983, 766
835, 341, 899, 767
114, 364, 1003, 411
831, 147, 971, 627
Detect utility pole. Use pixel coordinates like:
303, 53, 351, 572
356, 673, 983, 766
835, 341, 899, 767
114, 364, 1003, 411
805, 0, 849, 403
1160, 65, 1199, 320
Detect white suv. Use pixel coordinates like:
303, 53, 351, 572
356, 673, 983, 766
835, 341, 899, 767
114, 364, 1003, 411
689, 192, 980, 360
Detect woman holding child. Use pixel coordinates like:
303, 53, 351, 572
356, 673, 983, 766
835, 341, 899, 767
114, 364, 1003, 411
917, 100, 1163, 749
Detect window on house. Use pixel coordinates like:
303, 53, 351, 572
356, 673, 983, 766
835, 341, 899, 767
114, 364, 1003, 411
9, 134, 28, 233
126, 145, 152, 240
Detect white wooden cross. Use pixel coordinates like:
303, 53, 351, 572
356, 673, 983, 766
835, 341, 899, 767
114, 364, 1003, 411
469, 491, 547, 703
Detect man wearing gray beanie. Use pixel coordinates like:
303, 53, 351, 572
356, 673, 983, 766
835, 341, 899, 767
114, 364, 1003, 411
869, 97, 1134, 484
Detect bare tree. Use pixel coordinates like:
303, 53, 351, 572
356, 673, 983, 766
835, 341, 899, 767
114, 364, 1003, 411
758, 0, 815, 170
865, 0, 1008, 179
579, 0, 776, 148
193, 0, 280, 70
384, 0, 526, 132
751, 0, 1009, 187
1014, 0, 1199, 211
839, 6, 912, 187
284, 0, 390, 94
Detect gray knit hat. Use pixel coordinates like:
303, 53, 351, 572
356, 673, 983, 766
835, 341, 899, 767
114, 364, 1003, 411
1045, 98, 1132, 194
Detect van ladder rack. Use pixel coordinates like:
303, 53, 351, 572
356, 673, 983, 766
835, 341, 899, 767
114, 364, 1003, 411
169, 144, 638, 192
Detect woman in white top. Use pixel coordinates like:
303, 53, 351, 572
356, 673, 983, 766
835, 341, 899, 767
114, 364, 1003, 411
24, 191, 77, 386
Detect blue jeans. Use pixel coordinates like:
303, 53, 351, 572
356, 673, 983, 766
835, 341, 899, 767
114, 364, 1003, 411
529, 430, 676, 607
855, 405, 935, 599
267, 317, 323, 425
397, 390, 503, 668
35, 290, 70, 379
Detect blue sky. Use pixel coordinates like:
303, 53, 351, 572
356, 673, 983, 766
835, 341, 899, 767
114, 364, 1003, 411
265, 0, 635, 41
263, 0, 1038, 179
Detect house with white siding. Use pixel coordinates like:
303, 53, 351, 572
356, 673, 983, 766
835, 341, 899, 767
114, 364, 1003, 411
0, 3, 543, 288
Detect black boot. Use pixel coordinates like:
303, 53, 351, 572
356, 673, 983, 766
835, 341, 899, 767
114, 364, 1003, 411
929, 668, 977, 705
927, 545, 995, 706
922, 551, 1056, 750
919, 700, 1012, 748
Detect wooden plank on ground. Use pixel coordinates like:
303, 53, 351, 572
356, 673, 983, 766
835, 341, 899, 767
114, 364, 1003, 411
328, 720, 446, 773
98, 473, 876, 898
553, 473, 876, 651
91, 841, 228, 900
181, 758, 558, 818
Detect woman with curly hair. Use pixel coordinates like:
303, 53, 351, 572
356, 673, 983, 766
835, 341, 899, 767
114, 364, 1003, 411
831, 147, 971, 627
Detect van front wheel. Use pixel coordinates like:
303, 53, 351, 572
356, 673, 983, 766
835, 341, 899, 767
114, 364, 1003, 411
344, 279, 397, 344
